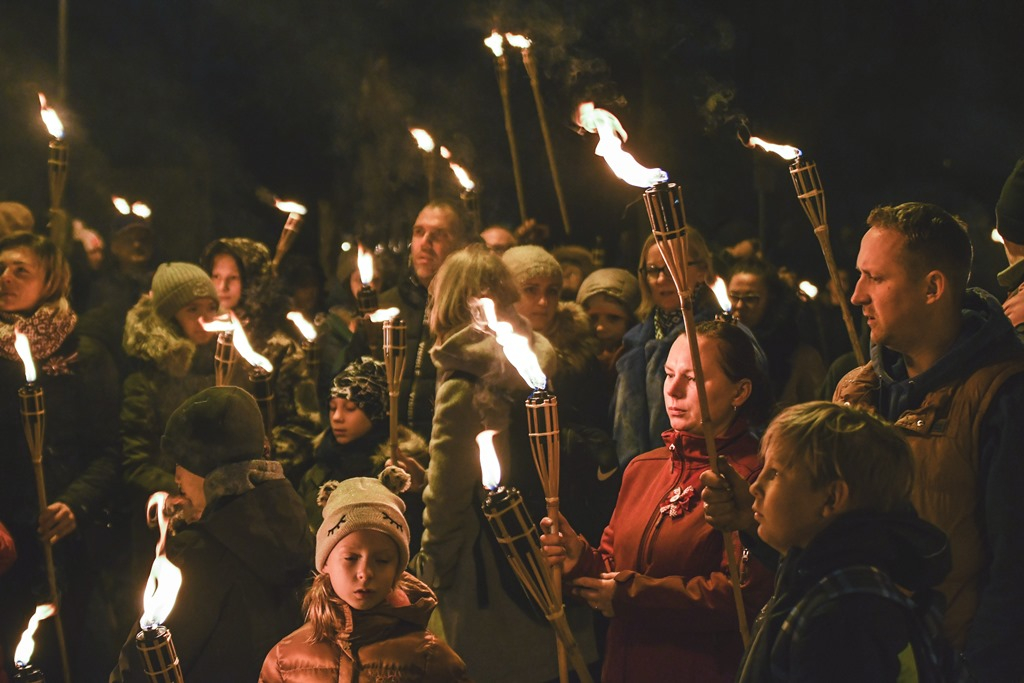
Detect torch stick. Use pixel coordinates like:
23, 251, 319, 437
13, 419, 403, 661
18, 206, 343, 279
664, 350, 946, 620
383, 318, 407, 468
17, 381, 72, 683
643, 182, 750, 647
249, 367, 275, 438
789, 157, 865, 366
525, 390, 568, 683
485, 33, 528, 224
48, 138, 69, 216
512, 38, 572, 236
460, 189, 482, 234
213, 331, 236, 387
272, 211, 303, 276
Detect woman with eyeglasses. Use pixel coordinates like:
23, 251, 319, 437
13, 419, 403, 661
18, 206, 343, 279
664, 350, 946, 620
611, 231, 722, 467
726, 257, 825, 406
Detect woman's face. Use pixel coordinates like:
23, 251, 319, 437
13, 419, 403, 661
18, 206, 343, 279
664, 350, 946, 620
727, 272, 769, 329
174, 298, 219, 346
663, 334, 749, 436
644, 243, 710, 314
0, 246, 47, 314
514, 275, 560, 333
211, 254, 242, 311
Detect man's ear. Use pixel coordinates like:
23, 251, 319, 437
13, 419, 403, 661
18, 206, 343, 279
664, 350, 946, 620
923, 269, 946, 304
821, 479, 851, 518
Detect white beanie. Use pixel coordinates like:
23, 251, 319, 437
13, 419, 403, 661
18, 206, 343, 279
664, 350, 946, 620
315, 467, 411, 572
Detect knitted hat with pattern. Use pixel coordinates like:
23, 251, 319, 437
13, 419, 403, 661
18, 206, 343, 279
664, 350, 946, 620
330, 356, 389, 424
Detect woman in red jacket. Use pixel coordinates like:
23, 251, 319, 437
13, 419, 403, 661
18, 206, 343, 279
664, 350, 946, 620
542, 320, 775, 683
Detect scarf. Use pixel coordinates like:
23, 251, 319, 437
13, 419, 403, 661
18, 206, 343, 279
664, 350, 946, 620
0, 302, 78, 373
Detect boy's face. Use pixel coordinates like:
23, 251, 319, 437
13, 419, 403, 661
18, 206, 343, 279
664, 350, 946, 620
586, 295, 630, 350
750, 438, 833, 554
330, 398, 373, 444
325, 529, 400, 611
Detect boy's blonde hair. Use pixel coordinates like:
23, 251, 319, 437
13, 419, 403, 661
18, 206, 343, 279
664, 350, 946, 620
762, 401, 913, 513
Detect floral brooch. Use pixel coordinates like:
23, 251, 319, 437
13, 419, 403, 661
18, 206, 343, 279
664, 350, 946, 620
659, 485, 695, 518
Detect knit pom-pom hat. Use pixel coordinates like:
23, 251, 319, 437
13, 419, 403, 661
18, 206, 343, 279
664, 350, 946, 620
315, 466, 411, 573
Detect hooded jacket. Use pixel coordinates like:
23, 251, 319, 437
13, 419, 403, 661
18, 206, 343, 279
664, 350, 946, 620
259, 573, 471, 683
112, 470, 314, 682
833, 288, 1024, 682
736, 508, 952, 683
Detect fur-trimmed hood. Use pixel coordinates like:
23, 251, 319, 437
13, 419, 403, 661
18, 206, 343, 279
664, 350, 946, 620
122, 293, 199, 377
542, 301, 600, 377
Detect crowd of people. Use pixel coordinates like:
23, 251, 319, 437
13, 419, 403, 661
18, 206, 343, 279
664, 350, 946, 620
0, 154, 1023, 682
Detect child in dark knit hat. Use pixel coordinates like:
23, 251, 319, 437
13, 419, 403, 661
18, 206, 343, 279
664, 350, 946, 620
260, 471, 471, 683
297, 357, 429, 546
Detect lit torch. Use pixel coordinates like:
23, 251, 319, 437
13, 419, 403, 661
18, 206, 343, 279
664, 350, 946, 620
13, 330, 72, 683
478, 431, 592, 683
286, 311, 319, 382
271, 199, 307, 276
39, 93, 68, 216
135, 492, 184, 683
228, 313, 276, 436
440, 147, 481, 233
475, 297, 571, 683
200, 316, 236, 387
506, 33, 572, 236
742, 133, 864, 366
576, 103, 750, 646
12, 603, 56, 682
409, 128, 437, 201
355, 244, 379, 315
484, 31, 528, 224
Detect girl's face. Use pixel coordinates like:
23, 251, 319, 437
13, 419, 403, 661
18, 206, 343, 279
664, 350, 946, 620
663, 335, 750, 436
329, 397, 373, 444
174, 298, 218, 346
325, 529, 400, 611
0, 247, 46, 314
515, 275, 560, 333
586, 297, 630, 351
211, 254, 242, 311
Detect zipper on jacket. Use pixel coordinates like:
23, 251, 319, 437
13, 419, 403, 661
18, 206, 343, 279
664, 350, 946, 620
634, 457, 684, 572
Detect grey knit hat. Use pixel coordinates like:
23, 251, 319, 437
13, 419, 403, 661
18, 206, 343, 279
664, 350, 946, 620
315, 468, 411, 573
330, 357, 389, 424
161, 386, 267, 477
152, 262, 218, 322
502, 245, 562, 286
575, 268, 641, 312
996, 158, 1024, 244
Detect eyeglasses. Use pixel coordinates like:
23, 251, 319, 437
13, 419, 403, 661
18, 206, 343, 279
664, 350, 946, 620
727, 293, 762, 306
642, 261, 703, 280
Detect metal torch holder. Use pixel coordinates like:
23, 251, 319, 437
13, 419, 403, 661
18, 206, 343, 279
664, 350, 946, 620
248, 367, 275, 438
383, 318, 407, 466
357, 286, 379, 317
642, 182, 751, 647
135, 625, 184, 682
213, 331, 237, 387
482, 487, 593, 683
13, 664, 46, 682
48, 139, 69, 213
789, 157, 865, 366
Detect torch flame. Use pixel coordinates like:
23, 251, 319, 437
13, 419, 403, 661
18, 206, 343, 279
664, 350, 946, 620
357, 244, 374, 286
992, 228, 1005, 245
449, 161, 476, 192
798, 280, 819, 300
286, 311, 317, 342
112, 196, 132, 215
274, 199, 307, 215
199, 314, 234, 333
13, 603, 56, 666
368, 307, 401, 323
38, 93, 64, 140
131, 201, 152, 219
14, 329, 37, 383
473, 298, 547, 390
140, 492, 183, 629
228, 312, 274, 373
711, 276, 731, 312
746, 135, 802, 161
484, 31, 504, 57
576, 102, 669, 188
478, 430, 501, 490
409, 128, 435, 153
505, 33, 531, 49
439, 146, 451, 160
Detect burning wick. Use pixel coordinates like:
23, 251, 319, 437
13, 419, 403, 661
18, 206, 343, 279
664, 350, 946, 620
14, 330, 37, 383
356, 245, 379, 314
576, 102, 668, 188
711, 277, 731, 312
38, 93, 64, 140
14, 603, 56, 670
743, 134, 803, 161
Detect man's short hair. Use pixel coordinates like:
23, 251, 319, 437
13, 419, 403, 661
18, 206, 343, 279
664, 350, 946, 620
763, 401, 914, 514
419, 198, 468, 244
867, 202, 973, 294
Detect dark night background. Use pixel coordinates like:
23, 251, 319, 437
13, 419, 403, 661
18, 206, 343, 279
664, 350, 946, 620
2, 0, 1022, 293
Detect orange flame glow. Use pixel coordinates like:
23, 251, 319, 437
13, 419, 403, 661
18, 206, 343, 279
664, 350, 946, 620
228, 312, 273, 373
38, 93, 64, 140
199, 314, 234, 333
368, 307, 401, 323
798, 281, 819, 300
14, 329, 37, 383
14, 603, 56, 666
711, 277, 731, 312
746, 135, 802, 161
448, 161, 476, 192
409, 128, 435, 153
357, 244, 374, 286
274, 199, 307, 215
478, 430, 501, 490
439, 146, 451, 160
112, 196, 131, 215
140, 492, 182, 629
286, 311, 317, 342
576, 102, 668, 188
474, 298, 546, 389
484, 31, 504, 57
505, 33, 531, 50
